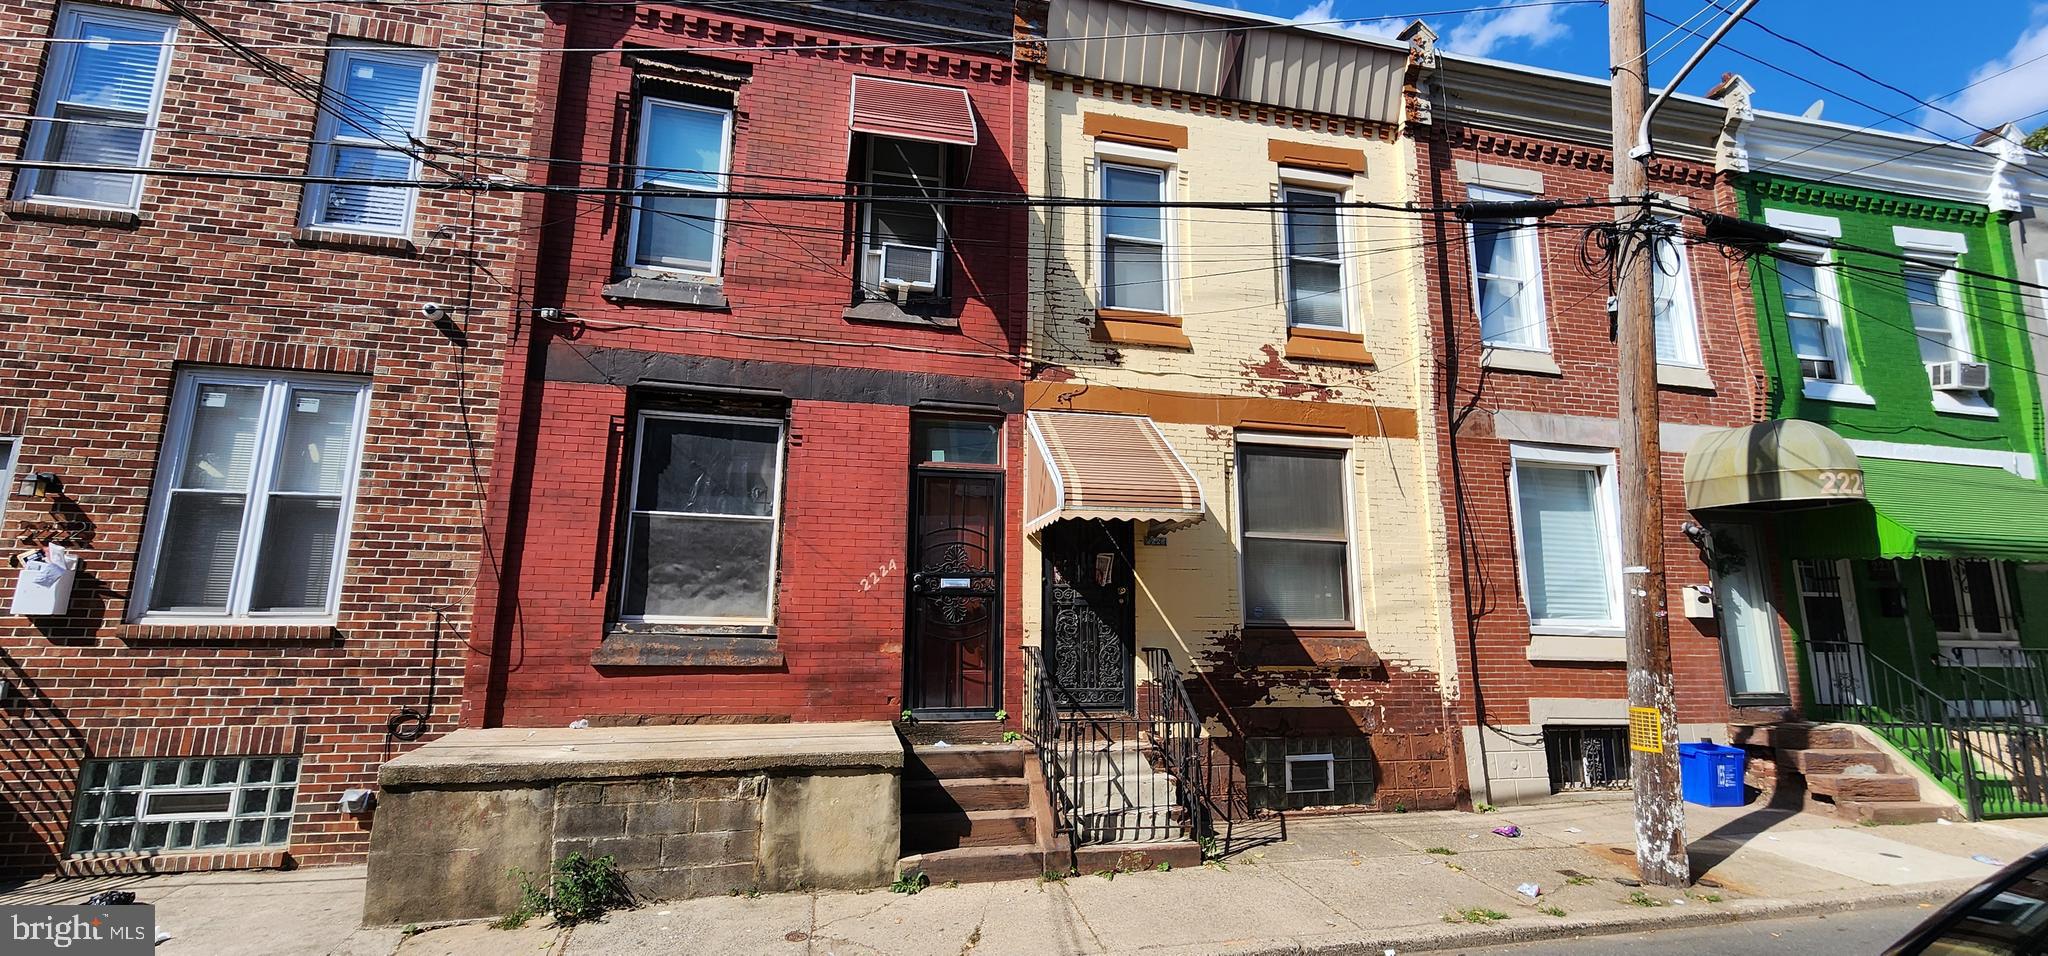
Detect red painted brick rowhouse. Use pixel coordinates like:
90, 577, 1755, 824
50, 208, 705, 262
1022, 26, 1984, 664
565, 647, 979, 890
0, 0, 550, 875
465, 3, 1029, 732
1407, 32, 1788, 804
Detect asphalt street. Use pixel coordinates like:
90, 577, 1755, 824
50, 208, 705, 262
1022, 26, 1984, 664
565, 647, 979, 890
1456, 903, 1937, 955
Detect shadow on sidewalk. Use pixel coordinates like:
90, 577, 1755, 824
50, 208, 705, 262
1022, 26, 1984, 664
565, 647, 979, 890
1682, 782, 1811, 881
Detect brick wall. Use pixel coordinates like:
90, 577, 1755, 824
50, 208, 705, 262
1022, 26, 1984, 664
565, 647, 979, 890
0, 0, 551, 875
464, 4, 1029, 730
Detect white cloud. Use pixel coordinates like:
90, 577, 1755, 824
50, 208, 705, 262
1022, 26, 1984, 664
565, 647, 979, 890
1289, 1, 1407, 41
1926, 6, 2048, 137
1441, 1, 1571, 58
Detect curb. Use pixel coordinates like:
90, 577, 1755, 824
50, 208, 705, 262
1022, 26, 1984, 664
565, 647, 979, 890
1162, 879, 1977, 955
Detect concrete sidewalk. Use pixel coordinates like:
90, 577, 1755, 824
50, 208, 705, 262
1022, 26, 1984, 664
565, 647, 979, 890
9, 799, 2045, 955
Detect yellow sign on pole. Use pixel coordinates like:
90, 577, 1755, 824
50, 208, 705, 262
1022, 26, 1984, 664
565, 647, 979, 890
1628, 706, 1664, 754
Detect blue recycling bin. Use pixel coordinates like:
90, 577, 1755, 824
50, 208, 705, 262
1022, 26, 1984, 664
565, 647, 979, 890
1679, 742, 1747, 807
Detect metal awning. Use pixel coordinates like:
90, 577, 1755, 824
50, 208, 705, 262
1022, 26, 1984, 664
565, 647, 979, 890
849, 76, 978, 146
1788, 458, 2048, 561
1682, 419, 1864, 511
1025, 411, 1206, 533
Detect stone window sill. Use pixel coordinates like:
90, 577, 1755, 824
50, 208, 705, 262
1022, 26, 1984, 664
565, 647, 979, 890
1283, 327, 1375, 365
596, 627, 783, 668
602, 274, 730, 310
115, 623, 343, 645
1525, 633, 1625, 663
1931, 391, 1999, 418
59, 848, 289, 877
4, 199, 140, 228
294, 227, 417, 255
843, 299, 959, 329
1238, 626, 1380, 671
1656, 364, 1715, 391
1093, 309, 1191, 349
1479, 347, 1561, 376
1802, 380, 1876, 406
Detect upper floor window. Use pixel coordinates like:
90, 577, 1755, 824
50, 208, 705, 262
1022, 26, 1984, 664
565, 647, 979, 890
627, 98, 732, 276
619, 408, 784, 625
1282, 185, 1348, 330
134, 370, 371, 621
1509, 444, 1621, 635
1776, 251, 1853, 383
304, 43, 435, 235
1651, 218, 1701, 367
1099, 161, 1170, 313
860, 137, 948, 298
14, 4, 177, 210
1466, 185, 1547, 350
1238, 434, 1353, 628
1905, 263, 1973, 366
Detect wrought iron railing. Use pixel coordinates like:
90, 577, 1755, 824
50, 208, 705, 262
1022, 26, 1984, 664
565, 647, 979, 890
1024, 645, 1217, 849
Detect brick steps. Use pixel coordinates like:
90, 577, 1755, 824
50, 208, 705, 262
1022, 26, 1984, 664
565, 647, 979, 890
901, 742, 1049, 874
1736, 722, 1958, 824
1790, 748, 1892, 776
1807, 772, 1921, 803
903, 776, 1030, 814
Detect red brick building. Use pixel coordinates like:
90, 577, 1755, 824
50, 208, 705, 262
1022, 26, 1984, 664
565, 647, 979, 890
1408, 34, 1787, 804
0, 1, 551, 874
464, 3, 1029, 731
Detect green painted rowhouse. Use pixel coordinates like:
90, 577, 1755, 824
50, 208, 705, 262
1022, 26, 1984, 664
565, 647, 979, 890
1706, 77, 2048, 818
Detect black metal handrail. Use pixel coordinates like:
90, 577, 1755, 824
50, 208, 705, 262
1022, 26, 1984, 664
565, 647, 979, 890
1141, 648, 1215, 845
1807, 640, 1965, 807
1023, 646, 1078, 844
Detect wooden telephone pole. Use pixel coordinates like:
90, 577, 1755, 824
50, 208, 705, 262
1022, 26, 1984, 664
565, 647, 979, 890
1610, 0, 1690, 887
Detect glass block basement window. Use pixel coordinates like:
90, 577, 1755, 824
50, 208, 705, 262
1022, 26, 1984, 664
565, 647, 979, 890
1245, 736, 1375, 811
69, 756, 298, 854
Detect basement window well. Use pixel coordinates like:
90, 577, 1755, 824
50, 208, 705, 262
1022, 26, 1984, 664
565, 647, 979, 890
68, 756, 298, 855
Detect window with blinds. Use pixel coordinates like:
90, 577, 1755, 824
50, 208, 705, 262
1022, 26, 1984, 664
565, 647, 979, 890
14, 5, 177, 209
1238, 436, 1353, 627
1904, 264, 1972, 366
303, 43, 435, 235
135, 371, 369, 621
1281, 185, 1347, 330
628, 98, 733, 275
1510, 449, 1620, 632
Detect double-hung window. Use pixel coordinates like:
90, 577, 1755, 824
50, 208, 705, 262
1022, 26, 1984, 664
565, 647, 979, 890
304, 43, 435, 235
620, 409, 785, 625
1237, 434, 1353, 627
1924, 559, 2017, 642
1777, 253, 1847, 382
628, 98, 732, 275
1905, 263, 1972, 366
1651, 217, 1702, 367
1281, 185, 1348, 330
1099, 161, 1170, 313
1466, 185, 1547, 350
860, 137, 948, 296
136, 371, 370, 621
15, 4, 177, 210
1509, 445, 1622, 634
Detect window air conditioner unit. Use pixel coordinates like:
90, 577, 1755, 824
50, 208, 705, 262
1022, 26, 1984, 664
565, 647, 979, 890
1927, 360, 1990, 392
878, 242, 941, 292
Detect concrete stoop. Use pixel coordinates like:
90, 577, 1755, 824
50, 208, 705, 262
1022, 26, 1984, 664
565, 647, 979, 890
1733, 722, 1959, 824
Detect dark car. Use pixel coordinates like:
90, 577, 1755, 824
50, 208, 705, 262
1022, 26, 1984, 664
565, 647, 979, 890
1887, 843, 2048, 955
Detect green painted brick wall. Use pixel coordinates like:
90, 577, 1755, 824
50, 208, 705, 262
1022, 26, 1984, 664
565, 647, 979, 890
1738, 173, 2047, 475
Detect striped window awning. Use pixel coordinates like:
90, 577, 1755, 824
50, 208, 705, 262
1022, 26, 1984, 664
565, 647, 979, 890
1026, 411, 1206, 533
849, 76, 978, 146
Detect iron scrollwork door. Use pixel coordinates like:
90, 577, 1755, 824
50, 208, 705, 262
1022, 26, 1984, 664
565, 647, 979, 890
1043, 520, 1135, 712
907, 471, 1002, 715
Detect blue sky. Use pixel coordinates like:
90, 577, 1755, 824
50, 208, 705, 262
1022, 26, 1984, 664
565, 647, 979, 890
1217, 1, 2048, 142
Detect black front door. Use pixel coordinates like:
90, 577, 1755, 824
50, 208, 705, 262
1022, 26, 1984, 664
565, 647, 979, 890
1043, 520, 1135, 712
906, 469, 1003, 716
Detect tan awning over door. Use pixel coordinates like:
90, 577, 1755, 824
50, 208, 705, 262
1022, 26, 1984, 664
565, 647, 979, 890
1025, 411, 1206, 533
1683, 419, 1865, 511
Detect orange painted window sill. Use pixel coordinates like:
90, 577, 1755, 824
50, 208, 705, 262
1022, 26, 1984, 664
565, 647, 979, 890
1094, 309, 1192, 349
1284, 326, 1375, 365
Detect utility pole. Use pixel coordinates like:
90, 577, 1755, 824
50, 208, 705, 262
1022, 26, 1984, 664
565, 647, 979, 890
1609, 0, 1689, 887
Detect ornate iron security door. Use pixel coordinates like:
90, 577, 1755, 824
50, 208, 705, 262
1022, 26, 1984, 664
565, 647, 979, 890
1043, 521, 1135, 712
906, 470, 1002, 716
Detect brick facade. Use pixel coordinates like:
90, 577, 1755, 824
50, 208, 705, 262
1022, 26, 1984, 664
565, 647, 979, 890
0, 0, 550, 875
463, 4, 1030, 730
1416, 112, 1793, 802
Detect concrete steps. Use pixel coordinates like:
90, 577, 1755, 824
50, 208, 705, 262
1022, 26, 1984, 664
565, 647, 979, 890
904, 776, 1030, 813
899, 742, 1057, 883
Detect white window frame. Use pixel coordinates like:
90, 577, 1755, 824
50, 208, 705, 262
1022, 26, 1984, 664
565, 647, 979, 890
1506, 443, 1624, 636
1279, 171, 1353, 331
0, 437, 19, 531
1651, 216, 1702, 368
1233, 431, 1358, 629
1464, 184, 1549, 352
1904, 260, 1974, 366
1774, 246, 1873, 405
14, 4, 178, 211
1094, 147, 1175, 315
1927, 558, 2018, 643
624, 97, 734, 277
859, 136, 948, 296
1283, 753, 1337, 794
137, 787, 236, 823
618, 409, 786, 627
130, 369, 372, 625
301, 41, 436, 237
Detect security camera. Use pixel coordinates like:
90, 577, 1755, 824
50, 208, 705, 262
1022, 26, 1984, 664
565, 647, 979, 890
420, 302, 447, 320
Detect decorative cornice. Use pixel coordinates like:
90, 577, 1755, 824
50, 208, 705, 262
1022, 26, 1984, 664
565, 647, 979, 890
1750, 176, 1992, 227
1044, 71, 1400, 143
622, 5, 1014, 81
1450, 125, 1717, 189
